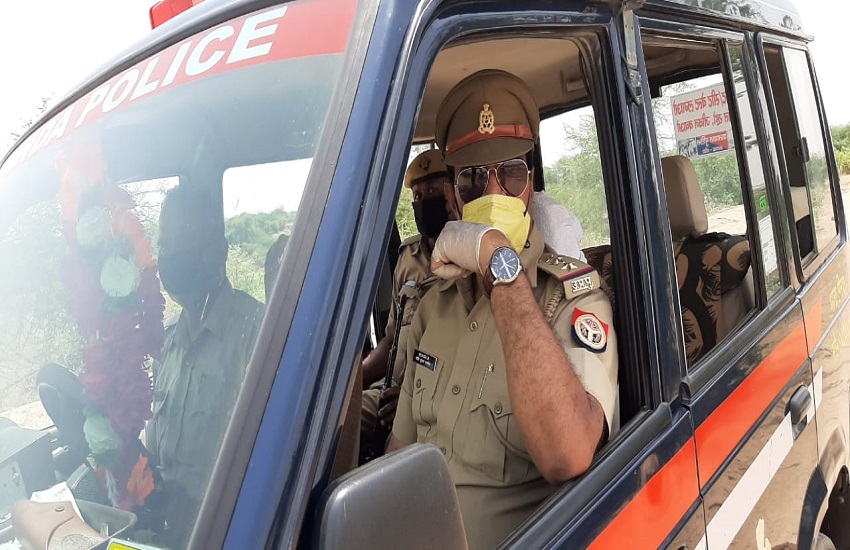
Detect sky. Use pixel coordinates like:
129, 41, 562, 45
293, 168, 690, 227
1, 0, 848, 161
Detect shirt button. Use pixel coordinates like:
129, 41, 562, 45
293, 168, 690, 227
494, 403, 503, 414
470, 321, 478, 332
416, 378, 422, 389
451, 384, 461, 395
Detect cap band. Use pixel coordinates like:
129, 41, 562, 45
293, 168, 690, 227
445, 124, 533, 155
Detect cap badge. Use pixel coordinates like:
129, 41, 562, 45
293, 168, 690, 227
418, 156, 431, 172
478, 103, 495, 135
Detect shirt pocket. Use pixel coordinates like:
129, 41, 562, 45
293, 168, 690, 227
412, 355, 442, 435
152, 389, 168, 416
466, 366, 529, 482
183, 368, 232, 461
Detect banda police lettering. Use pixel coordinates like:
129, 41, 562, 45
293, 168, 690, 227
6, 0, 357, 170
78, 7, 287, 129
10, 7, 287, 168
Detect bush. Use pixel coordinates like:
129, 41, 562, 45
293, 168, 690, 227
837, 150, 850, 175
831, 124, 850, 154
690, 153, 743, 211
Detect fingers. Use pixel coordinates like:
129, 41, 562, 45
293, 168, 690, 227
432, 220, 494, 275
433, 263, 468, 279
378, 386, 401, 426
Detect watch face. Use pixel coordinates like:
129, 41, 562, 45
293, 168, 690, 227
491, 247, 521, 281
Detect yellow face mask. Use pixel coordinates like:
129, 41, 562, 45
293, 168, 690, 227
462, 194, 530, 253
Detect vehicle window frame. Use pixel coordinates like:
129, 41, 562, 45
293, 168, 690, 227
754, 34, 843, 287
636, 18, 797, 386
307, 4, 673, 547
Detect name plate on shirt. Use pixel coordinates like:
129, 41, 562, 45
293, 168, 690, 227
413, 349, 438, 371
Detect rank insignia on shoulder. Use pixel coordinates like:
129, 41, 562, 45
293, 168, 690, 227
538, 253, 599, 299
413, 349, 439, 371
571, 307, 608, 353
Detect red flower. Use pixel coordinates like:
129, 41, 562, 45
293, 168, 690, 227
103, 367, 153, 438
57, 154, 166, 511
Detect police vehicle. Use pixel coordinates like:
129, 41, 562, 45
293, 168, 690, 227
0, 0, 847, 548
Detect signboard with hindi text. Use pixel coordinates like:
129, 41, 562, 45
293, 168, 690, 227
671, 83, 735, 158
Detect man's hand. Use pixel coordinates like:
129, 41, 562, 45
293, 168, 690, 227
431, 221, 510, 278
377, 385, 401, 427
361, 336, 391, 389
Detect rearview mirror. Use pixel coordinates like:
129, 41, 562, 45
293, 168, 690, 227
313, 443, 468, 550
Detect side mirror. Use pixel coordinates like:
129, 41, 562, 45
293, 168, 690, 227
313, 443, 468, 550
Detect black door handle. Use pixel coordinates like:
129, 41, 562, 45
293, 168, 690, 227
787, 386, 812, 425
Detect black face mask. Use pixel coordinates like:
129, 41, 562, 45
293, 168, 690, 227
158, 250, 216, 297
413, 197, 450, 240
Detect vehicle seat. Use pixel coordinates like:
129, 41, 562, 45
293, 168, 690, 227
661, 155, 753, 364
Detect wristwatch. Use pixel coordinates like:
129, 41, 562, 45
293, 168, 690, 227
484, 246, 522, 297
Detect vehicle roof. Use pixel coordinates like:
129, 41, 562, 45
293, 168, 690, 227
2, 0, 807, 166
646, 0, 806, 37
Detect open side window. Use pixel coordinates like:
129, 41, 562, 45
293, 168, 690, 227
309, 6, 695, 550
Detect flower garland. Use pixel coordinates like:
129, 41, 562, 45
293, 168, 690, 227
55, 133, 165, 510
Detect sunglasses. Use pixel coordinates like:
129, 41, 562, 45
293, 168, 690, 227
454, 158, 531, 204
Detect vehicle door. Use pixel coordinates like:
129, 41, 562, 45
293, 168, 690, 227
635, 16, 819, 549
293, 2, 706, 549
756, 36, 850, 544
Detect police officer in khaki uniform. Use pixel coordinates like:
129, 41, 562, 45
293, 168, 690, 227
388, 70, 619, 550
360, 149, 454, 451
147, 185, 264, 546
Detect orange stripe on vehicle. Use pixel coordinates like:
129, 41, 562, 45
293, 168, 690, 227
587, 439, 700, 549
804, 299, 823, 354
589, 320, 809, 546
693, 320, 807, 486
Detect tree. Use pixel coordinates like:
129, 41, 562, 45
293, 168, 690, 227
831, 125, 850, 175
224, 208, 297, 302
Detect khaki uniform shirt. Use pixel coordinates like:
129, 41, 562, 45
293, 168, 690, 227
392, 226, 618, 550
362, 235, 438, 430
148, 280, 264, 502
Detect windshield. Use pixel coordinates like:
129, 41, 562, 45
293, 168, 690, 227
0, 0, 355, 546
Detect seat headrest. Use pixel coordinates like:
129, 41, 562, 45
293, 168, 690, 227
661, 155, 708, 241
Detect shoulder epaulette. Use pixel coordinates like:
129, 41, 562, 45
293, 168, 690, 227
537, 252, 600, 300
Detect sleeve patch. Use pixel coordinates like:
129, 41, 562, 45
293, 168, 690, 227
571, 307, 608, 353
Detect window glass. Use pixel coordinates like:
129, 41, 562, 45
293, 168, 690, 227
783, 48, 838, 259
728, 43, 782, 297
763, 45, 838, 266
647, 37, 756, 367
655, 73, 747, 235
0, 0, 355, 545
